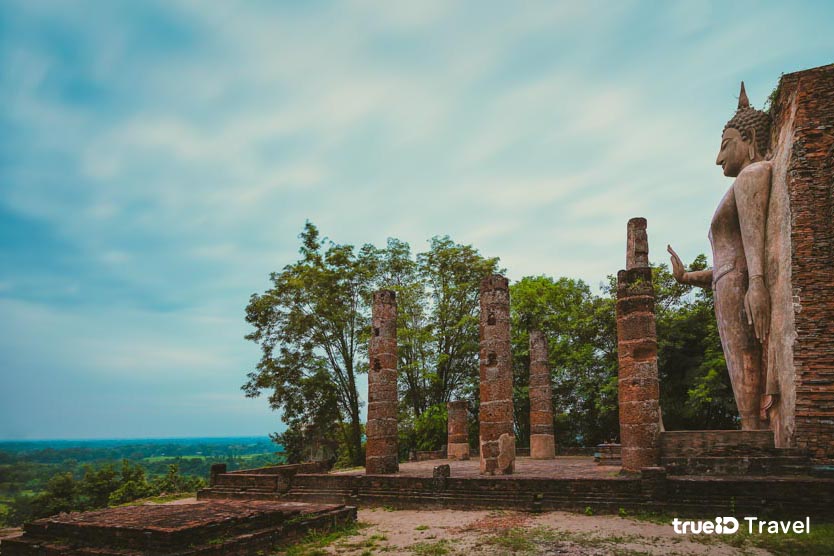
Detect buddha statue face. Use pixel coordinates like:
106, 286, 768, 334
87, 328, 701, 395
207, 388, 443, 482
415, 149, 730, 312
716, 127, 754, 178
716, 82, 772, 178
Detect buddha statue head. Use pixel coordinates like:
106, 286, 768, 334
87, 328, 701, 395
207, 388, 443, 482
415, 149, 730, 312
716, 82, 772, 177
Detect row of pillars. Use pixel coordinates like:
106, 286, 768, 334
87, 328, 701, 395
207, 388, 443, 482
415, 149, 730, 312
366, 276, 557, 476
368, 217, 658, 475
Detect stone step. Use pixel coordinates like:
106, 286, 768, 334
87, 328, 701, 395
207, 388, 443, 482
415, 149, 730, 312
669, 447, 809, 458
811, 466, 834, 478
662, 455, 814, 475
199, 489, 288, 501
660, 430, 776, 459
285, 487, 647, 510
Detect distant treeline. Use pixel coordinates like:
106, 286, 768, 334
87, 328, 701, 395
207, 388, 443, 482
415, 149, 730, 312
0, 437, 285, 527
0, 436, 280, 462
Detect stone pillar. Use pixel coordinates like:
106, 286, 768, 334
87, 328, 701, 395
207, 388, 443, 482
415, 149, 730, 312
447, 400, 470, 460
617, 218, 661, 472
529, 330, 556, 459
479, 274, 515, 475
209, 463, 227, 487
366, 289, 398, 474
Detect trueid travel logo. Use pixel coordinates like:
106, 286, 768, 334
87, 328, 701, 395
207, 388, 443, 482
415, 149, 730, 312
671, 517, 811, 535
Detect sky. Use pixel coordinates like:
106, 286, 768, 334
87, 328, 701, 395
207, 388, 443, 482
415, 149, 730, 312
1, 1, 832, 440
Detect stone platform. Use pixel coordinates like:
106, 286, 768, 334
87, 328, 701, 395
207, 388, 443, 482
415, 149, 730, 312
336, 456, 620, 479
660, 430, 813, 475
198, 457, 834, 520
1, 499, 355, 556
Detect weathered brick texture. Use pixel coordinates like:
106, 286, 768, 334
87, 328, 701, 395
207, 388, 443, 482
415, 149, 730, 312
775, 64, 834, 462
366, 290, 399, 474
616, 218, 661, 472
479, 275, 515, 474
447, 400, 470, 460
529, 330, 555, 459
1, 501, 356, 556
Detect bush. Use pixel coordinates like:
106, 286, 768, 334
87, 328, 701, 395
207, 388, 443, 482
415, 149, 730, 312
414, 405, 447, 452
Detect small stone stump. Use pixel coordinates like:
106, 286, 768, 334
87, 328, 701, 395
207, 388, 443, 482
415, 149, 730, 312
432, 464, 451, 478
616, 218, 661, 472
366, 290, 399, 474
479, 274, 515, 475
209, 463, 227, 487
447, 400, 470, 460
529, 330, 556, 459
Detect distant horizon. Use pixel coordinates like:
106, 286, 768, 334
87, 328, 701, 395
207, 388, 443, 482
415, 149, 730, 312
0, 434, 278, 444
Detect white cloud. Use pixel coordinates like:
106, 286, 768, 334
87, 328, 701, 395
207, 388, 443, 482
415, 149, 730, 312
3, 0, 833, 437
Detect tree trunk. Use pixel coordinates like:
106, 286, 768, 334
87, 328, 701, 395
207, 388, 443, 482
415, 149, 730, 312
349, 403, 363, 466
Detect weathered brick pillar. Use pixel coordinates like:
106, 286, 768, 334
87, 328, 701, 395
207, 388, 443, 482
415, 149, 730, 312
366, 289, 398, 474
447, 400, 470, 460
617, 218, 661, 472
769, 63, 834, 461
529, 330, 556, 459
479, 274, 515, 475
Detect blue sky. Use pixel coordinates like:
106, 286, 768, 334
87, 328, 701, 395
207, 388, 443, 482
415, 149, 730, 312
1, 1, 832, 439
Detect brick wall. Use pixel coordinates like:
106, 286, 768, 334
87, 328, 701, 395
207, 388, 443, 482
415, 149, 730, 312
775, 63, 834, 461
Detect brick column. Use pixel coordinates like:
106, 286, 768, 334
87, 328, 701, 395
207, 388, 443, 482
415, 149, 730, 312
771, 63, 834, 461
479, 274, 515, 475
529, 330, 555, 459
617, 218, 661, 472
366, 289, 398, 474
447, 400, 470, 460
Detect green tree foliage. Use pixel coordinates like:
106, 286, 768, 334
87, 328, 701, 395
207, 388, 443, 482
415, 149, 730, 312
0, 440, 261, 527
245, 226, 499, 458
80, 463, 120, 507
150, 464, 204, 495
384, 236, 499, 453
30, 472, 79, 517
510, 276, 618, 447
107, 460, 153, 505
377, 238, 432, 418
415, 237, 501, 410
413, 404, 448, 452
271, 428, 304, 465
5, 460, 205, 525
243, 222, 376, 466
244, 222, 736, 459
651, 257, 738, 429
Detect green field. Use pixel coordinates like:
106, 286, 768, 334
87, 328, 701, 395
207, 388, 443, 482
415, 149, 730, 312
141, 452, 276, 463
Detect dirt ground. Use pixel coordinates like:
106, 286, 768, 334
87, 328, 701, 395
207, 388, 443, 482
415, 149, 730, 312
294, 508, 776, 556
1, 501, 797, 555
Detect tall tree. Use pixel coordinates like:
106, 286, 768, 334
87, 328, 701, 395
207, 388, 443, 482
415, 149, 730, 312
511, 276, 618, 447
417, 236, 501, 409
380, 236, 500, 452
376, 238, 432, 418
242, 222, 378, 466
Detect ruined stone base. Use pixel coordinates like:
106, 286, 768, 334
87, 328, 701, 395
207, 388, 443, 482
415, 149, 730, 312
480, 433, 515, 475
530, 434, 555, 459
0, 500, 356, 556
620, 446, 660, 472
279, 459, 834, 519
366, 455, 399, 475
659, 430, 815, 475
448, 443, 470, 460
